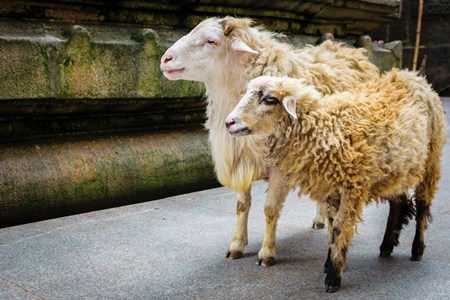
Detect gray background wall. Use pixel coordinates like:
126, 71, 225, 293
370, 0, 450, 95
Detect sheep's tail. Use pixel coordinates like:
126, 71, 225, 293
399, 195, 416, 230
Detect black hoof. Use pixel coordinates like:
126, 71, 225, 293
325, 271, 341, 293
380, 250, 392, 257
411, 245, 425, 261
326, 285, 340, 293
411, 254, 423, 261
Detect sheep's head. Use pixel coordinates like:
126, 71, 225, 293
226, 76, 321, 137
160, 16, 258, 83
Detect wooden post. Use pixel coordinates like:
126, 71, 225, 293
412, 0, 424, 71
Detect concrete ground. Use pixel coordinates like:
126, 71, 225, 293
1, 98, 449, 300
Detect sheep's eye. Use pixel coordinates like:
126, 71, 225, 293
206, 40, 217, 45
262, 96, 280, 105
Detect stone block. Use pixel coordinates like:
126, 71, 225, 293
0, 22, 205, 100
0, 129, 218, 227
0, 37, 59, 99
355, 35, 402, 73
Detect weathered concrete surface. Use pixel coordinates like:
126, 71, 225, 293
0, 129, 219, 227
355, 36, 402, 74
0, 21, 204, 100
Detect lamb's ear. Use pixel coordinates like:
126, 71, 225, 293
282, 96, 297, 119
230, 38, 258, 54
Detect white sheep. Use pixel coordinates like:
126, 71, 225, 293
160, 16, 379, 266
225, 69, 447, 292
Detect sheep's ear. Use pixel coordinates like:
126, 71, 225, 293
219, 19, 234, 35
282, 96, 297, 119
230, 38, 258, 54
220, 17, 252, 35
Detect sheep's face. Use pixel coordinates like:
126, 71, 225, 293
160, 17, 258, 83
226, 76, 304, 137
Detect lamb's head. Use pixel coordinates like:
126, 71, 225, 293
160, 16, 258, 82
226, 76, 322, 137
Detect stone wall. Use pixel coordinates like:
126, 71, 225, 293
370, 0, 450, 95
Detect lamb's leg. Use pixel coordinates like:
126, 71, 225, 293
312, 202, 326, 229
257, 169, 289, 267
379, 194, 415, 257
324, 193, 339, 273
323, 216, 334, 273
325, 192, 362, 293
411, 198, 431, 261
411, 149, 441, 261
316, 190, 339, 229
226, 189, 251, 260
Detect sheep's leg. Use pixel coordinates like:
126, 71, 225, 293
411, 198, 431, 261
325, 192, 362, 293
317, 190, 339, 230
379, 194, 415, 257
226, 189, 251, 260
323, 216, 334, 273
312, 202, 326, 229
325, 228, 346, 293
257, 169, 289, 267
411, 150, 441, 261
324, 193, 340, 273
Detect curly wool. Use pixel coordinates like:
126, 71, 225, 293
268, 69, 446, 207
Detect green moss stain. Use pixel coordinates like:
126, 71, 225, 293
0, 130, 216, 227
59, 25, 95, 98
55, 25, 205, 99
0, 40, 52, 98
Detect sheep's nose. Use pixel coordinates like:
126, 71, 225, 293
161, 54, 173, 64
225, 118, 236, 129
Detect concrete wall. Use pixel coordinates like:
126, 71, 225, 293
370, 0, 450, 95
0, 129, 217, 227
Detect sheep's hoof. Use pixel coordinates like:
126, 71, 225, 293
380, 250, 392, 257
326, 285, 340, 293
313, 222, 325, 229
411, 245, 425, 261
226, 250, 243, 260
257, 257, 276, 267
325, 265, 341, 292
411, 254, 423, 261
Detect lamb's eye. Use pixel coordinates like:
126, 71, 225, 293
206, 40, 217, 45
262, 96, 280, 105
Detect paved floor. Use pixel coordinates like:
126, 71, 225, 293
1, 98, 449, 300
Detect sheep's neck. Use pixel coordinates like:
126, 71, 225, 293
269, 100, 344, 188
203, 53, 258, 122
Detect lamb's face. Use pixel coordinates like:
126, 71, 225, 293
160, 17, 258, 83
226, 76, 299, 137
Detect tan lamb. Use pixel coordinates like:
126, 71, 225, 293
225, 69, 447, 292
160, 16, 379, 266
